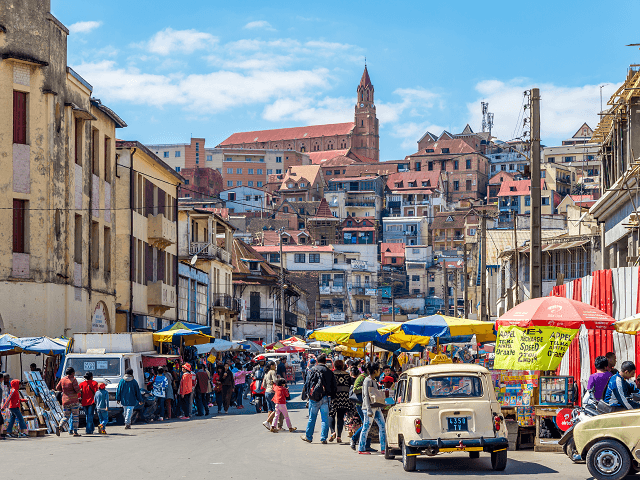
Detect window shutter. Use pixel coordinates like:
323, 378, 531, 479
131, 239, 137, 282
13, 91, 27, 145
13, 199, 24, 253
157, 188, 166, 217
157, 250, 165, 283
145, 179, 154, 217
145, 243, 153, 284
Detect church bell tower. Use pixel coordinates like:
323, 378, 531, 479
353, 65, 380, 161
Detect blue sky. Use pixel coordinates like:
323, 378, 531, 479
54, 0, 640, 160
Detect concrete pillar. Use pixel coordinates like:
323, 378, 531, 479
610, 243, 618, 269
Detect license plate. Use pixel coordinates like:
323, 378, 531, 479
447, 416, 468, 431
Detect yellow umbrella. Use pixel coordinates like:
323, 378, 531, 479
309, 320, 391, 347
334, 345, 366, 358
613, 314, 640, 335
152, 329, 214, 346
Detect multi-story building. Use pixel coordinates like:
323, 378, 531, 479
385, 171, 444, 218
217, 66, 380, 161
380, 242, 406, 268
430, 211, 467, 252
486, 140, 529, 176
219, 185, 271, 213
542, 164, 574, 196
179, 167, 223, 201
0, 0, 127, 369
147, 137, 205, 172
307, 199, 341, 246
114, 141, 183, 332
326, 175, 384, 220
340, 217, 377, 245
382, 217, 429, 246
177, 263, 210, 326
487, 171, 517, 204
177, 207, 236, 338
274, 165, 325, 203
405, 137, 490, 202
417, 125, 490, 153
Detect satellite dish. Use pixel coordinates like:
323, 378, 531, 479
190, 255, 198, 265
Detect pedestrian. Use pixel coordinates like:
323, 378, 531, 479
262, 361, 278, 429
152, 367, 169, 420
587, 356, 613, 401
301, 356, 308, 383
94, 383, 109, 434
195, 364, 211, 417
212, 365, 223, 413
1, 379, 29, 438
300, 354, 337, 444
78, 372, 98, 434
328, 359, 355, 443
606, 351, 618, 374
220, 362, 235, 414
276, 357, 287, 381
178, 364, 194, 420
358, 362, 387, 455
252, 359, 266, 412
167, 363, 180, 417
604, 360, 640, 410
233, 362, 250, 409
29, 363, 42, 374
189, 366, 198, 417
55, 366, 81, 437
162, 366, 174, 419
116, 368, 144, 429
270, 378, 297, 433
349, 366, 372, 451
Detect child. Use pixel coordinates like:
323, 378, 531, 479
270, 378, 296, 433
1, 379, 29, 438
94, 383, 109, 434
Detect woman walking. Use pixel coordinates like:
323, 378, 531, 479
212, 365, 224, 413
220, 362, 235, 414
358, 362, 387, 455
328, 359, 354, 443
262, 361, 277, 430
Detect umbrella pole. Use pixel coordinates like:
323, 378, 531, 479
20, 353, 23, 382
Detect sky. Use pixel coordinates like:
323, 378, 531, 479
53, 0, 640, 160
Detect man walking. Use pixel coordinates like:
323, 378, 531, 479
300, 354, 337, 444
195, 364, 211, 416
116, 368, 143, 429
55, 367, 81, 437
78, 372, 98, 434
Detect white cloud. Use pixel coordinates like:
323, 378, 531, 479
69, 21, 102, 34
263, 96, 353, 124
143, 28, 217, 55
390, 121, 447, 152
243, 20, 276, 31
377, 87, 439, 124
466, 79, 620, 144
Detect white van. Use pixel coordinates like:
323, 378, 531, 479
259, 353, 302, 380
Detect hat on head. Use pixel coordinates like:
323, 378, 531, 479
183, 363, 192, 371
382, 376, 395, 384
98, 383, 106, 390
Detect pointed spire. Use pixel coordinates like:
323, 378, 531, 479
359, 65, 372, 89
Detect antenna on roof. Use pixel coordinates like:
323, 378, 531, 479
481, 102, 494, 136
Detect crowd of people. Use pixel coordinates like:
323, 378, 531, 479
586, 351, 640, 410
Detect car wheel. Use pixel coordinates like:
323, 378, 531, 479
491, 449, 507, 471
586, 439, 631, 480
402, 439, 417, 472
469, 451, 480, 459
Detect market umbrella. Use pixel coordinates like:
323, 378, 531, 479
309, 320, 423, 352
613, 313, 640, 335
232, 340, 264, 353
379, 315, 496, 350
152, 329, 213, 346
334, 345, 366, 358
496, 296, 616, 330
156, 321, 211, 335
275, 345, 306, 353
0, 334, 21, 355
10, 336, 68, 355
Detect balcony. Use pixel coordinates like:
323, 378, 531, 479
319, 284, 344, 294
212, 293, 240, 312
345, 201, 375, 207
148, 214, 176, 250
189, 242, 232, 265
246, 308, 297, 327
148, 281, 176, 315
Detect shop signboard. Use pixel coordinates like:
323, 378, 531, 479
329, 313, 345, 322
351, 260, 367, 270
494, 325, 578, 371
365, 288, 376, 296
555, 408, 573, 431
319, 286, 331, 295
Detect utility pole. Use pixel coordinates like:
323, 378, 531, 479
480, 214, 488, 322
454, 265, 459, 317
279, 228, 285, 339
391, 275, 396, 322
272, 293, 276, 343
513, 213, 519, 305
463, 246, 469, 318
443, 262, 449, 316
529, 88, 542, 298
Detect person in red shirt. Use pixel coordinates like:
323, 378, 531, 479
178, 364, 193, 420
79, 372, 99, 434
1, 379, 29, 438
270, 378, 296, 433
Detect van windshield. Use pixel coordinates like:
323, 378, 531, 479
425, 376, 483, 398
66, 357, 121, 378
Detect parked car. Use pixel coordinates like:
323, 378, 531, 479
573, 409, 640, 480
384, 364, 508, 472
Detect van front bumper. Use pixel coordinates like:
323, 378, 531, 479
407, 436, 508, 452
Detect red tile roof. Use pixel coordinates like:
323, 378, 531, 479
386, 171, 440, 190
260, 229, 312, 246
254, 245, 334, 253
309, 150, 350, 165
328, 175, 378, 182
317, 155, 357, 168
313, 198, 334, 218
430, 211, 468, 230
570, 195, 595, 202
497, 180, 531, 197
218, 123, 355, 146
344, 163, 398, 177
349, 152, 377, 163
488, 171, 516, 184
408, 138, 478, 157
381, 243, 405, 255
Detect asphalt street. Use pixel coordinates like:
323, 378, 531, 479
1, 385, 600, 480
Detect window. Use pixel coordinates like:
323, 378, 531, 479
427, 161, 433, 171
294, 253, 306, 263
283, 206, 288, 213
184, 179, 189, 185
465, 179, 471, 191
300, 183, 306, 188
469, 228, 476, 235
227, 181, 233, 187
91, 221, 100, 268
195, 142, 199, 151
501, 165, 506, 171
257, 169, 263, 175
236, 168, 242, 174
542, 197, 550, 205
163, 151, 169, 158
428, 287, 435, 296
412, 275, 420, 282
509, 164, 515, 170
466, 159, 472, 169
547, 157, 555, 163
563, 156, 575, 163
228, 192, 236, 201
245, 157, 252, 162
12, 199, 28, 253
309, 253, 320, 263
227, 168, 233, 174
276, 156, 282, 163
91, 128, 100, 176
248, 169, 254, 174
74, 214, 82, 263
276, 169, 282, 174
270, 253, 280, 263
454, 160, 459, 170
425, 376, 483, 398
257, 181, 263, 187
541, 170, 546, 178
225, 157, 233, 162
415, 162, 421, 171
259, 158, 264, 162
74, 118, 83, 166
236, 181, 242, 186
248, 181, 254, 187
267, 169, 273, 175
391, 257, 397, 264
175, 151, 181, 157
441, 148, 450, 153
453, 181, 459, 191
13, 91, 28, 144
206, 155, 212, 161
525, 196, 531, 206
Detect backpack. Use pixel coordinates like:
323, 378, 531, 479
307, 368, 325, 402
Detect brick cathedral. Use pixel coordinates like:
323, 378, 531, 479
217, 66, 380, 161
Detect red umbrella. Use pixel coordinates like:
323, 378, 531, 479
497, 297, 616, 330
275, 345, 306, 353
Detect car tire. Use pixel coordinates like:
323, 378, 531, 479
402, 440, 417, 472
491, 449, 507, 471
469, 451, 480, 459
385, 439, 395, 460
586, 439, 631, 480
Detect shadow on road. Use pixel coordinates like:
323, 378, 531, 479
388, 456, 558, 476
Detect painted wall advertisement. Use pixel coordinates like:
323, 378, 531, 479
91, 302, 109, 333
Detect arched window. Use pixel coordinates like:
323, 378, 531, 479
300, 145, 306, 152
360, 92, 363, 101
361, 120, 364, 127
366, 91, 369, 101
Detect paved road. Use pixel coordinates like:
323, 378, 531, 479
1, 386, 597, 480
